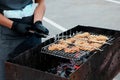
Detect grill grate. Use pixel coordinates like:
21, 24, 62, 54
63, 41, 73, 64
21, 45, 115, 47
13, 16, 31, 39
41, 31, 114, 61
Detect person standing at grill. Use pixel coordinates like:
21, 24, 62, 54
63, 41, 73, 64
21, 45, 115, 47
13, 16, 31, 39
0, 0, 49, 80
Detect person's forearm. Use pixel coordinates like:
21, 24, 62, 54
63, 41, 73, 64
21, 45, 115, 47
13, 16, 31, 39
0, 13, 13, 29
34, 0, 46, 23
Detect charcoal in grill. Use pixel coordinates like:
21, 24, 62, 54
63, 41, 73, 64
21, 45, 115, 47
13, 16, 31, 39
47, 60, 78, 78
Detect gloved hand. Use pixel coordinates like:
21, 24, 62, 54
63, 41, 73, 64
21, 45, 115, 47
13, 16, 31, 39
32, 21, 49, 35
11, 21, 31, 34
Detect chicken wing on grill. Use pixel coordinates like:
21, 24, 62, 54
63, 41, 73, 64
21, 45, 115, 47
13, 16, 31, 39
59, 38, 76, 44
65, 38, 76, 44
74, 32, 90, 38
88, 35, 108, 44
64, 46, 80, 53
48, 43, 68, 51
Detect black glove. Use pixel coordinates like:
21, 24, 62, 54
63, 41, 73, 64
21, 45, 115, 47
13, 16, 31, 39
11, 21, 31, 34
32, 21, 49, 35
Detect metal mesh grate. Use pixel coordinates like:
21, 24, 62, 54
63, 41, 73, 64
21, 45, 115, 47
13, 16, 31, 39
41, 31, 114, 61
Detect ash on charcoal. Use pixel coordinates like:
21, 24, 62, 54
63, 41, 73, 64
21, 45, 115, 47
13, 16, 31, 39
47, 60, 80, 78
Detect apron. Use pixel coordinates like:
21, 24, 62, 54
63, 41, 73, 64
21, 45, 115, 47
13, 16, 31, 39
0, 27, 26, 80
0, 3, 40, 80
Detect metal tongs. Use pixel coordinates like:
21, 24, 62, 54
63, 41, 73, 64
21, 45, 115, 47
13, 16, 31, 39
29, 30, 49, 38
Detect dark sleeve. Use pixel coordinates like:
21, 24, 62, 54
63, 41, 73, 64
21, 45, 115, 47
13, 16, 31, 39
0, 9, 3, 14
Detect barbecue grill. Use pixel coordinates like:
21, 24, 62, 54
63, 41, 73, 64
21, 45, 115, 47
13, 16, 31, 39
5, 25, 120, 80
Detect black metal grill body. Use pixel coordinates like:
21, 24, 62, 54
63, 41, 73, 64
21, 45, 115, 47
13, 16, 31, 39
5, 25, 120, 80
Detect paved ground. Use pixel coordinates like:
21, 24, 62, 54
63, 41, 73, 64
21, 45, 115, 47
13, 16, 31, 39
43, 0, 120, 80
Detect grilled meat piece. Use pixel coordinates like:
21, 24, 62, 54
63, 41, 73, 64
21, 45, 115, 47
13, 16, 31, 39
65, 38, 76, 44
64, 46, 80, 53
74, 32, 90, 38
88, 35, 108, 44
48, 43, 68, 51
59, 38, 76, 44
